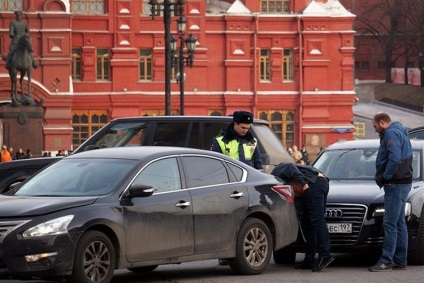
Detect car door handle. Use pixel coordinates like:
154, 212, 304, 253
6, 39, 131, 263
175, 201, 191, 208
230, 192, 244, 199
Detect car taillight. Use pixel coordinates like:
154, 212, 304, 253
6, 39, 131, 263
272, 184, 294, 204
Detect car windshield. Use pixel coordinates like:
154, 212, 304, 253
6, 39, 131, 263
314, 148, 422, 181
313, 148, 378, 180
15, 158, 137, 197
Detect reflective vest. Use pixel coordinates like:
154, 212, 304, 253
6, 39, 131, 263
215, 136, 257, 162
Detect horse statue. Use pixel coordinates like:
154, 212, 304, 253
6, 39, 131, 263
8, 33, 35, 106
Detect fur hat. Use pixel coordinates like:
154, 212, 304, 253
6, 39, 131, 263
233, 110, 253, 124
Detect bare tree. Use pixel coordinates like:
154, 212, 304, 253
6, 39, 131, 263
355, 0, 409, 82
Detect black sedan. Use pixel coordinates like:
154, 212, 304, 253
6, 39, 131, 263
274, 139, 424, 265
0, 147, 298, 282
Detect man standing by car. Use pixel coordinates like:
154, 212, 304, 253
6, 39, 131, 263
370, 112, 413, 272
271, 163, 334, 272
211, 110, 263, 170
211, 110, 263, 265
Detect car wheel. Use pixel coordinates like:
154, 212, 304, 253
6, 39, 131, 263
69, 231, 116, 283
273, 247, 296, 264
228, 218, 273, 275
409, 206, 424, 265
127, 265, 158, 273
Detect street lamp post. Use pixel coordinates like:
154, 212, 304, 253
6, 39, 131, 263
149, 0, 196, 116
171, 14, 196, 115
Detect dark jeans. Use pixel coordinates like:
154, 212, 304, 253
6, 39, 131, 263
301, 176, 331, 261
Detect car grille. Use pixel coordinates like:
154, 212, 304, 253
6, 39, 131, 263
0, 220, 30, 243
325, 204, 367, 245
298, 203, 367, 246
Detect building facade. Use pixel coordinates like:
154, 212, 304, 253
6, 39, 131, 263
0, 0, 356, 159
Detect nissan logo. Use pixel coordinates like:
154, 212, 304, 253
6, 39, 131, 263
325, 209, 343, 218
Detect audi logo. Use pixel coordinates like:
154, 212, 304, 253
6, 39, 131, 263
325, 209, 343, 218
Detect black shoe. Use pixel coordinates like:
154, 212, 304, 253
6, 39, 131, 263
218, 259, 228, 266
294, 260, 314, 270
312, 256, 334, 272
393, 263, 406, 269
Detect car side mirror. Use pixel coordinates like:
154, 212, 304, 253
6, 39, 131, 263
126, 184, 154, 198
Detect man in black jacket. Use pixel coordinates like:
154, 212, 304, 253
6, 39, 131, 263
271, 163, 334, 272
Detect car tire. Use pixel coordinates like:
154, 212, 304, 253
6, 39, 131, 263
127, 265, 158, 273
69, 231, 116, 283
409, 206, 424, 265
273, 247, 296, 264
228, 218, 273, 275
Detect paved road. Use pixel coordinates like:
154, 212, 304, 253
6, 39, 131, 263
4, 254, 423, 283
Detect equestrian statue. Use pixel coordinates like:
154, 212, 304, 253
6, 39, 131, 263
4, 11, 39, 107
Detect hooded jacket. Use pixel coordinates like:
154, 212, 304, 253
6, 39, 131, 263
375, 121, 413, 188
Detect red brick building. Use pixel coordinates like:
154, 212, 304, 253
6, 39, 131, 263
0, 0, 356, 159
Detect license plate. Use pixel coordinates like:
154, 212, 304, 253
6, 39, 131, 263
327, 223, 352, 234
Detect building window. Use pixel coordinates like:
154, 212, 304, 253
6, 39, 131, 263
96, 48, 110, 80
261, 0, 289, 13
259, 110, 295, 148
260, 49, 271, 81
139, 49, 152, 81
72, 111, 108, 149
72, 0, 105, 14
72, 48, 82, 81
353, 121, 365, 140
283, 49, 293, 81
355, 61, 370, 71
0, 0, 23, 11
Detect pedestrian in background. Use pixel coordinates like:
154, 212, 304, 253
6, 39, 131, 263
291, 145, 303, 163
0, 145, 12, 162
369, 112, 413, 272
16, 148, 26, 159
26, 149, 32, 158
300, 145, 310, 165
271, 162, 334, 272
8, 146, 16, 160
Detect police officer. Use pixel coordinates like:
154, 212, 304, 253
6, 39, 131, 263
211, 110, 263, 170
211, 110, 263, 265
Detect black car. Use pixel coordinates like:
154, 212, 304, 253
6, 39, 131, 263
0, 116, 293, 193
273, 139, 424, 265
0, 147, 298, 282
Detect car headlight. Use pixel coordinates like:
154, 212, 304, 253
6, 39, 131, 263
372, 202, 412, 217
22, 215, 74, 238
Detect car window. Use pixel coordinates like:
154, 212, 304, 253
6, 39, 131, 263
250, 124, 284, 154
227, 162, 244, 182
203, 122, 228, 149
92, 122, 149, 148
15, 159, 136, 196
181, 156, 229, 188
133, 158, 181, 193
153, 122, 192, 147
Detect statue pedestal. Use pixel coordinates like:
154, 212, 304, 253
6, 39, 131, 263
0, 106, 43, 157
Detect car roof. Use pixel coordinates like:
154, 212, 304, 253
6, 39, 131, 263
325, 139, 424, 150
66, 146, 237, 161
110, 115, 269, 125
